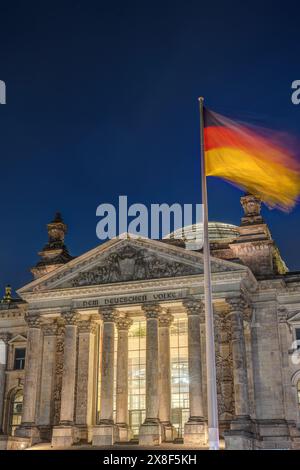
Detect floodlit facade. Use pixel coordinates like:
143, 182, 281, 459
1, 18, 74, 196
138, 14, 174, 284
1, 195, 300, 450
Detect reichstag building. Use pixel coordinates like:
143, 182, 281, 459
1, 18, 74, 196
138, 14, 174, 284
1, 194, 300, 450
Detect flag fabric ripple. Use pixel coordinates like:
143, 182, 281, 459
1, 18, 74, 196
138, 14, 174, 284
203, 108, 300, 211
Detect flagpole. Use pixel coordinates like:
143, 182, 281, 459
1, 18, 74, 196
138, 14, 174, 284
198, 97, 220, 450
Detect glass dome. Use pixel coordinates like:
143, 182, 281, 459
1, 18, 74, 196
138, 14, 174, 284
164, 221, 239, 249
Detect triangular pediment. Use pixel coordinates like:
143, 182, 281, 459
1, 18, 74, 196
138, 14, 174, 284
18, 236, 248, 295
8, 334, 27, 344
287, 311, 300, 323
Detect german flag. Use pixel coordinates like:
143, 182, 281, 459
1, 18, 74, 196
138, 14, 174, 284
203, 108, 300, 211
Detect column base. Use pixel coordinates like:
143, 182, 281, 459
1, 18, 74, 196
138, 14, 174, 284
38, 425, 52, 442
15, 424, 41, 445
115, 424, 132, 442
0, 435, 31, 450
92, 423, 117, 446
252, 419, 291, 450
184, 418, 207, 446
160, 421, 176, 442
76, 424, 93, 443
139, 419, 162, 446
224, 429, 254, 450
230, 415, 252, 432
0, 435, 8, 450
51, 425, 79, 447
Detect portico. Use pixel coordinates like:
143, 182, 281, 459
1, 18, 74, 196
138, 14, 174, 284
9, 234, 255, 448
2, 196, 299, 450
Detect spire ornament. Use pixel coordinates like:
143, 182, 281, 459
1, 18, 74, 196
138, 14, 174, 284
31, 212, 73, 279
1, 285, 12, 303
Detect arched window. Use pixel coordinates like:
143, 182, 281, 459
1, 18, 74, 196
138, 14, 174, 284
9, 389, 23, 436
298, 380, 300, 408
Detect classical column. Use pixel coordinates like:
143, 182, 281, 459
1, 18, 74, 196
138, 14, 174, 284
16, 312, 42, 443
115, 315, 132, 442
38, 322, 58, 438
226, 298, 251, 429
158, 310, 175, 442
0, 333, 9, 433
52, 310, 79, 447
75, 319, 97, 442
92, 307, 117, 446
183, 298, 207, 446
139, 303, 162, 446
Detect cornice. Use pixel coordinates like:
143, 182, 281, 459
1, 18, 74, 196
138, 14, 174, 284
17, 270, 252, 303
17, 237, 250, 297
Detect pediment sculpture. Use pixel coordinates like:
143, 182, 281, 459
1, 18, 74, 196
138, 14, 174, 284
66, 245, 201, 287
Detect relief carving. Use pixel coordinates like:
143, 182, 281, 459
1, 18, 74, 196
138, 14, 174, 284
214, 312, 235, 420
63, 246, 201, 287
53, 326, 64, 425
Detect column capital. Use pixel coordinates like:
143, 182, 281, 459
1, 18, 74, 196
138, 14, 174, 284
158, 311, 173, 327
99, 306, 117, 322
277, 306, 288, 323
116, 316, 133, 331
77, 320, 98, 334
142, 302, 162, 319
61, 310, 79, 325
25, 311, 42, 328
0, 332, 11, 343
226, 296, 247, 313
42, 321, 58, 336
183, 298, 204, 316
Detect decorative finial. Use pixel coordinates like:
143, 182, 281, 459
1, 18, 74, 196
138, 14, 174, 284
1, 285, 12, 303
47, 212, 67, 246
240, 193, 263, 225
31, 212, 73, 279
52, 212, 63, 223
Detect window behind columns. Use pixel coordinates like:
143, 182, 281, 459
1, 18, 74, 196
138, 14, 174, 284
14, 348, 26, 370
9, 388, 23, 436
127, 321, 146, 439
170, 317, 189, 439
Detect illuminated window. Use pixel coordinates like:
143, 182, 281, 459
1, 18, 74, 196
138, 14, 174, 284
128, 321, 146, 438
170, 318, 189, 438
14, 348, 26, 370
10, 389, 23, 436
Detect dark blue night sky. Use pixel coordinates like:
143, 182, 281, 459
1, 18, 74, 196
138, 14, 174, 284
1, 0, 300, 292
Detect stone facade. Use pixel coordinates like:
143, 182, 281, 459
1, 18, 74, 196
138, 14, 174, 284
0, 197, 300, 450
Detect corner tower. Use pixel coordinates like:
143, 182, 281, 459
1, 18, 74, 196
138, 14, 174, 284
230, 194, 288, 277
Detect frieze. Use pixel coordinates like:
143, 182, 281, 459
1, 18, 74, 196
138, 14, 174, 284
75, 290, 186, 309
